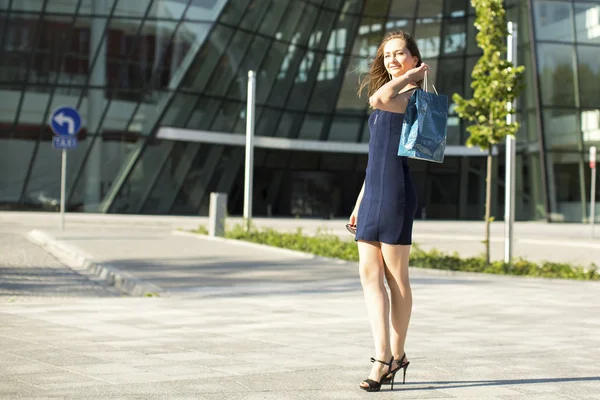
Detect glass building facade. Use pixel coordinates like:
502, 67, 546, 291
1, 0, 599, 222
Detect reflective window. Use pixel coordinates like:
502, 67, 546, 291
362, 0, 391, 17
574, 2, 600, 44
180, 24, 234, 91
443, 18, 467, 56
204, 29, 252, 96
414, 18, 442, 58
534, 1, 574, 43
0, 140, 35, 203
335, 57, 369, 112
418, 0, 443, 18
351, 16, 386, 57
218, 0, 251, 26
388, 0, 417, 18
328, 115, 361, 142
577, 45, 600, 108
257, 1, 290, 36
297, 114, 325, 140
543, 109, 581, 150
445, 0, 466, 17
537, 43, 577, 107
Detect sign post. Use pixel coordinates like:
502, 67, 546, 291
49, 106, 81, 231
591, 146, 597, 238
244, 70, 256, 232
504, 21, 517, 264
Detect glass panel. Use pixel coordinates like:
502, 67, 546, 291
543, 109, 581, 150
161, 93, 198, 127
336, 57, 369, 112
582, 109, 600, 147
574, 2, 600, 44
331, 13, 360, 55
388, 0, 417, 18
385, 18, 414, 34
227, 35, 271, 101
328, 115, 361, 142
577, 45, 600, 108
538, 43, 577, 107
205, 29, 252, 96
307, 52, 344, 113
185, 0, 225, 21
272, 1, 307, 43
186, 95, 218, 130
361, 113, 372, 142
149, 0, 188, 19
256, 108, 281, 137
6, 0, 45, 12
363, 0, 390, 17
180, 24, 235, 91
108, 140, 173, 213
466, 15, 481, 55
211, 100, 244, 132
438, 57, 464, 102
442, 18, 467, 56
239, 0, 271, 31
351, 16, 386, 56
414, 18, 442, 58
112, 0, 153, 18
141, 142, 201, 214
534, 1, 574, 43
275, 112, 303, 138
0, 139, 35, 204
219, 0, 251, 26
445, 0, 466, 17
257, 0, 290, 36
418, 0, 443, 17
297, 114, 325, 140
308, 10, 338, 52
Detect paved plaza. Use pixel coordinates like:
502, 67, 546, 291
1, 212, 599, 399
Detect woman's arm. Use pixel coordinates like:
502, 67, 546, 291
369, 64, 428, 113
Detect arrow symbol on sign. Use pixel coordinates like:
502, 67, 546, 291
53, 112, 75, 135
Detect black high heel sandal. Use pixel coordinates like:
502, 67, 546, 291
381, 353, 410, 390
359, 357, 392, 392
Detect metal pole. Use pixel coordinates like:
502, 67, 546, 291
504, 21, 517, 264
60, 149, 67, 231
243, 70, 256, 232
591, 146, 597, 238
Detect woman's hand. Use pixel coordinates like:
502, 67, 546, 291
404, 63, 429, 83
348, 208, 358, 231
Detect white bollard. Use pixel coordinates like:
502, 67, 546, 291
209, 192, 227, 237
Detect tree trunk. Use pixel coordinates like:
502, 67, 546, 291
485, 147, 493, 265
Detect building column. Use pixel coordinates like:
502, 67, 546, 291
85, 0, 107, 212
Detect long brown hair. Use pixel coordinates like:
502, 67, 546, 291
357, 30, 423, 99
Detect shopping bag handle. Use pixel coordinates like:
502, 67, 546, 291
423, 70, 438, 95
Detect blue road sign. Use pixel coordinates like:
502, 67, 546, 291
49, 106, 81, 136
53, 136, 78, 150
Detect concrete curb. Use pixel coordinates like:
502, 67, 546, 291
27, 230, 166, 297
173, 229, 352, 265
174, 230, 600, 282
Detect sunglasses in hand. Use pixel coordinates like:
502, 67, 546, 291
345, 224, 357, 235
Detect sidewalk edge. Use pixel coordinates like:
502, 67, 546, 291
27, 229, 166, 297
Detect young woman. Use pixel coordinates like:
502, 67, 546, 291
349, 30, 428, 392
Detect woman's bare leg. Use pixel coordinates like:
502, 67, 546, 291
358, 240, 392, 388
381, 243, 412, 368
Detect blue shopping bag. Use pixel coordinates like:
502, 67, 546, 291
398, 72, 448, 163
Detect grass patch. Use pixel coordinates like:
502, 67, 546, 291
191, 224, 599, 281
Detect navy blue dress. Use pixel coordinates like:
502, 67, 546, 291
355, 109, 418, 245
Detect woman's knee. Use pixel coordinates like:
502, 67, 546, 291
359, 260, 383, 286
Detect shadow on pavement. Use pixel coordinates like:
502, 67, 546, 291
404, 376, 600, 391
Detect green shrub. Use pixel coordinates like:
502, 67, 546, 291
192, 224, 599, 281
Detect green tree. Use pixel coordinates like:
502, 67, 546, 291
452, 0, 525, 264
